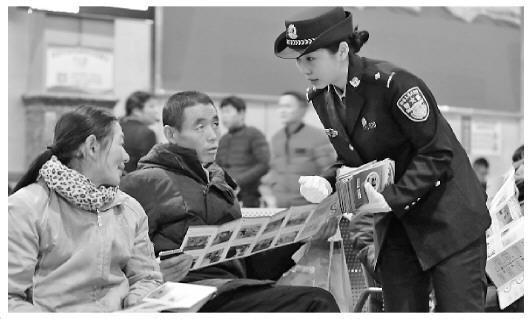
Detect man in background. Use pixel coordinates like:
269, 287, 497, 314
120, 91, 160, 172
216, 96, 270, 207
473, 157, 490, 190
262, 91, 336, 208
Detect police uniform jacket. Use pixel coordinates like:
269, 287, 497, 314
308, 53, 491, 270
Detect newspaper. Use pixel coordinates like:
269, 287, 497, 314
179, 194, 340, 270
485, 169, 524, 309
120, 282, 217, 312
335, 158, 395, 215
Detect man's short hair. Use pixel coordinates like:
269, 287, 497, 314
281, 91, 308, 108
473, 157, 489, 169
125, 91, 152, 116
163, 91, 214, 131
512, 145, 524, 163
219, 96, 246, 112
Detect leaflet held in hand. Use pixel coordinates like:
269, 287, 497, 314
335, 158, 395, 215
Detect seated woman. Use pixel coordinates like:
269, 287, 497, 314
8, 105, 163, 312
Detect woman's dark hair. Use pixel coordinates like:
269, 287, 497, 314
323, 27, 369, 54
125, 91, 152, 116
512, 145, 524, 163
13, 105, 117, 193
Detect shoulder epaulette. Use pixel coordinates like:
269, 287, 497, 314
362, 61, 400, 89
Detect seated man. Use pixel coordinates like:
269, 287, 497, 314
121, 91, 339, 312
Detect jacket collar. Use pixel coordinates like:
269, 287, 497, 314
347, 53, 364, 90
344, 53, 366, 135
228, 124, 246, 134
137, 143, 237, 203
138, 143, 208, 182
120, 114, 148, 125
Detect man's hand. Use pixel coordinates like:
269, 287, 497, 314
299, 176, 332, 204
358, 182, 391, 214
159, 253, 194, 282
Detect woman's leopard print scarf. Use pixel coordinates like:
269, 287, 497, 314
39, 156, 117, 212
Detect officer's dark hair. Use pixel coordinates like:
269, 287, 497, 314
163, 91, 214, 131
125, 91, 153, 116
219, 96, 246, 113
473, 157, 490, 169
281, 91, 308, 108
323, 27, 369, 54
512, 145, 524, 163
13, 105, 117, 193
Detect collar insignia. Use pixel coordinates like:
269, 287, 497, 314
349, 76, 360, 88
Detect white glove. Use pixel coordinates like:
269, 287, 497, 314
299, 176, 332, 204
359, 182, 391, 214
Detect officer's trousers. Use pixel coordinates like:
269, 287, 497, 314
377, 218, 487, 312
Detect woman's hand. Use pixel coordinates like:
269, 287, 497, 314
299, 176, 332, 204
159, 253, 194, 282
359, 182, 391, 214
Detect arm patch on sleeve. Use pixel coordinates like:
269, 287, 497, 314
396, 86, 430, 122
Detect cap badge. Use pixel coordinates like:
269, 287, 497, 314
287, 24, 298, 39
375, 72, 381, 80
350, 77, 360, 88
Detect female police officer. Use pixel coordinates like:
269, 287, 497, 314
274, 7, 491, 312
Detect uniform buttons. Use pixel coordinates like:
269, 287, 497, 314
411, 202, 416, 206
404, 205, 410, 210
349, 145, 354, 151
417, 197, 421, 202
435, 180, 441, 187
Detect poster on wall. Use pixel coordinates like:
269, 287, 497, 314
45, 46, 114, 94
470, 120, 502, 156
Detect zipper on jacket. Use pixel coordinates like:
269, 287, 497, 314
96, 208, 102, 227
284, 123, 305, 165
203, 184, 210, 222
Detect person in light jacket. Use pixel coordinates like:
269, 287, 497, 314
9, 105, 163, 312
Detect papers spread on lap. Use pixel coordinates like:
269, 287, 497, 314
335, 158, 395, 216
485, 169, 524, 309
120, 282, 217, 313
179, 194, 341, 270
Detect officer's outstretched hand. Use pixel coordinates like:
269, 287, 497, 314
359, 182, 391, 214
299, 176, 332, 204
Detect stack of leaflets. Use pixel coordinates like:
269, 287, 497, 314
179, 194, 340, 270
121, 282, 217, 312
485, 170, 524, 309
335, 158, 395, 215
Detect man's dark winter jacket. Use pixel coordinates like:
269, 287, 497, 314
120, 143, 298, 284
